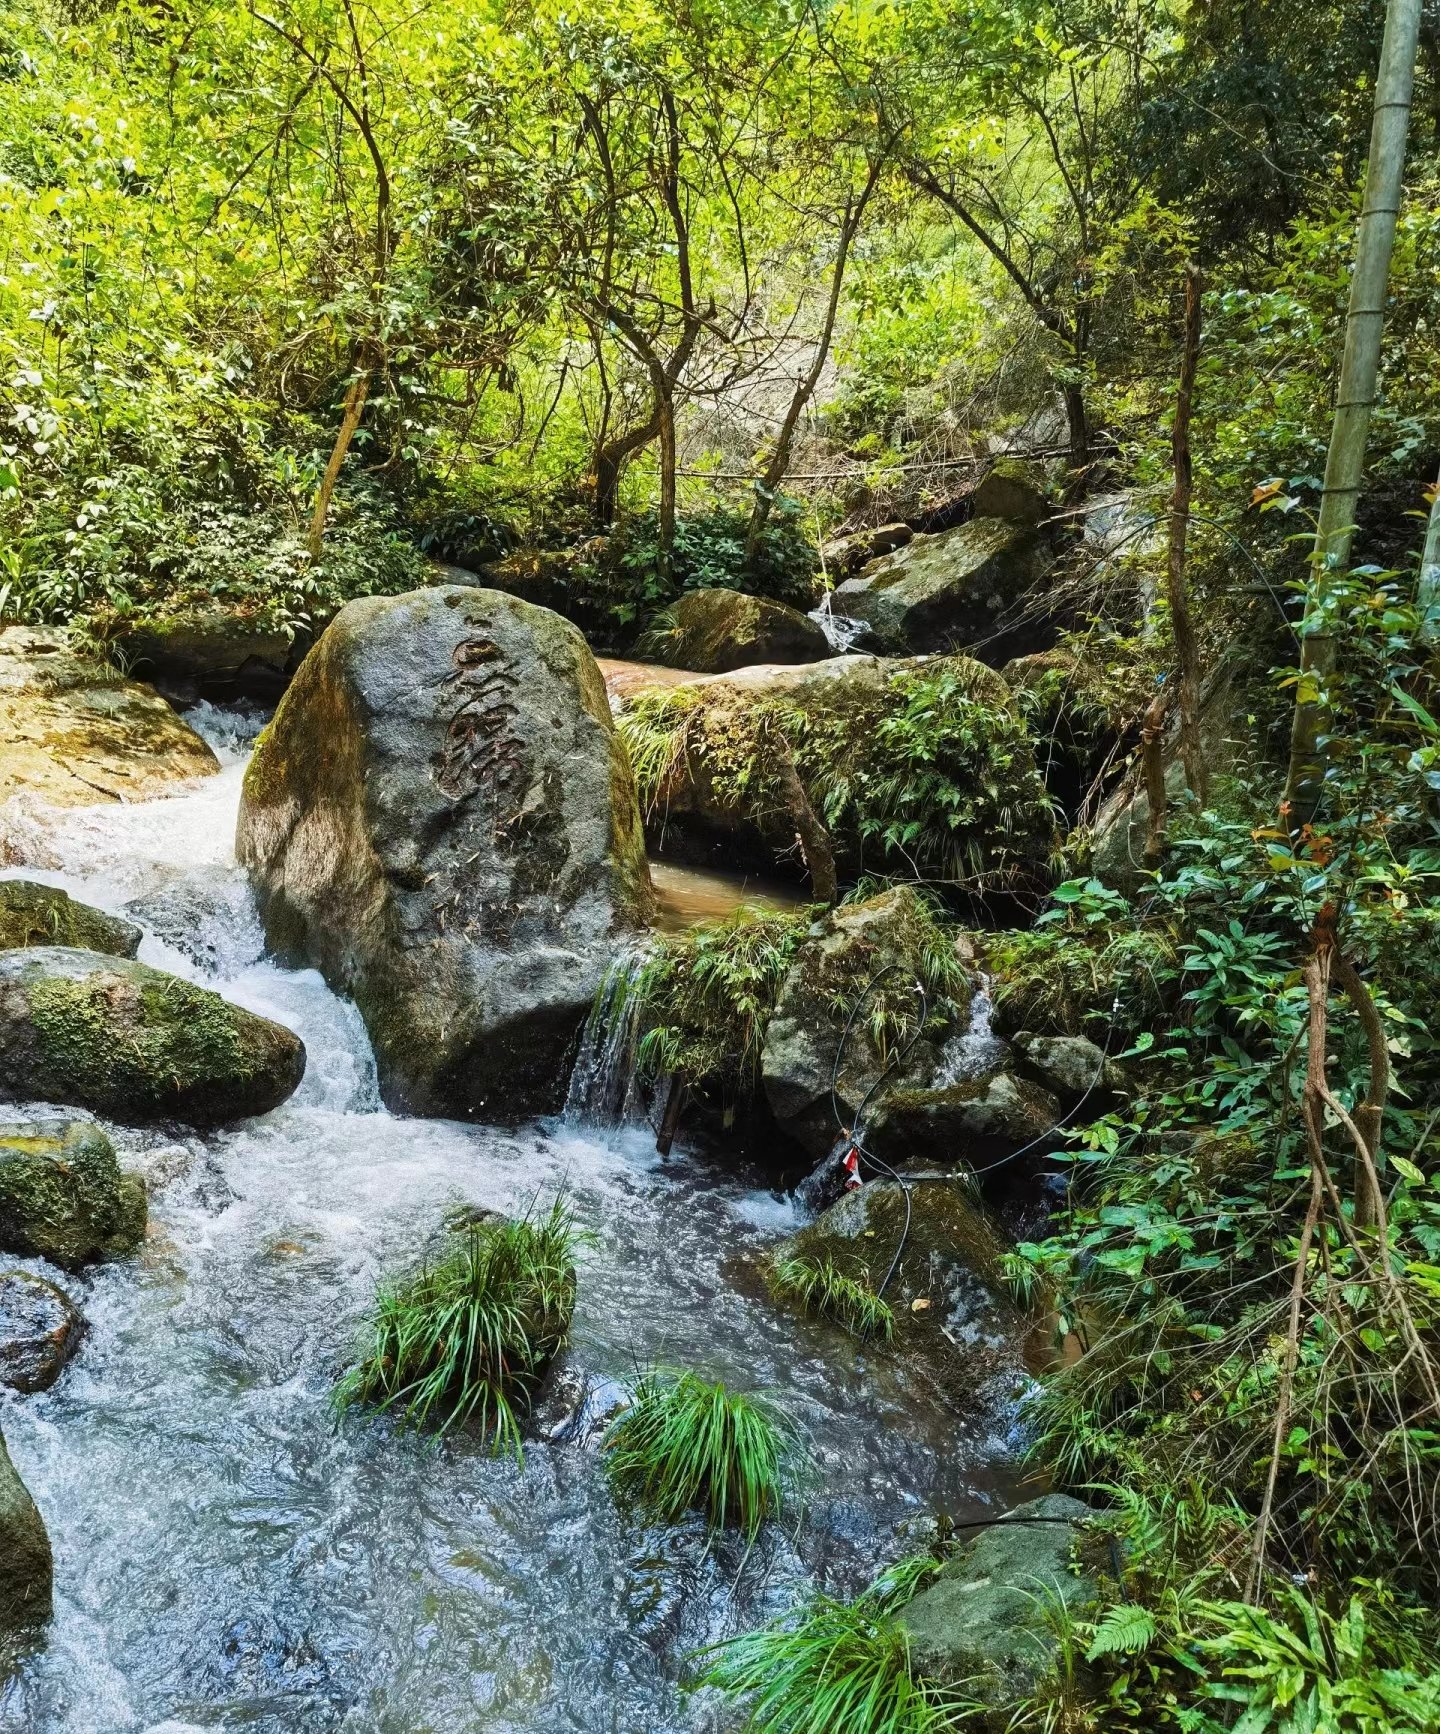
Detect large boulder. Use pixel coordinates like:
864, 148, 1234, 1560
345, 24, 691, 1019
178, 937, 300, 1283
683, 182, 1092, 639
0, 880, 141, 958
0, 1119, 145, 1270
762, 888, 972, 1160
237, 586, 653, 1118
819, 522, 914, 579
0, 1270, 84, 1392
641, 587, 831, 673
0, 627, 218, 850
616, 654, 1051, 892
833, 519, 1053, 662
899, 1493, 1102, 1728
0, 949, 306, 1126
0, 1428, 51, 1655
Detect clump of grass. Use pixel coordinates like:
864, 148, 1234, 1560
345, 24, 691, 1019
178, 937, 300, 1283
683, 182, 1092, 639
603, 1369, 802, 1538
770, 1254, 896, 1341
334, 1198, 581, 1455
697, 1563, 964, 1734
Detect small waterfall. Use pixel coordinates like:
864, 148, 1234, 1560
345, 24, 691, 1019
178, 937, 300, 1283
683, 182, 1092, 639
808, 591, 869, 653
564, 945, 652, 1122
936, 973, 1008, 1085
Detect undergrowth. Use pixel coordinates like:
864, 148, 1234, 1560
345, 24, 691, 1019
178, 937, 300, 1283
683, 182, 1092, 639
603, 1369, 802, 1539
696, 1553, 961, 1734
334, 1199, 581, 1455
769, 1253, 896, 1341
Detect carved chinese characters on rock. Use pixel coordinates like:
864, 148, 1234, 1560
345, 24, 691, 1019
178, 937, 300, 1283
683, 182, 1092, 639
434, 637, 527, 830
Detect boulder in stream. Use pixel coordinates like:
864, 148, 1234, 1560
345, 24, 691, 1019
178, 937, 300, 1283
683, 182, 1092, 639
762, 887, 972, 1160
641, 587, 832, 673
0, 1426, 51, 1659
863, 1071, 1062, 1171
93, 606, 296, 703
237, 586, 653, 1118
0, 627, 218, 852
0, 880, 141, 958
0, 1270, 84, 1392
0, 949, 306, 1127
833, 518, 1053, 661
0, 1119, 146, 1269
898, 1492, 1103, 1728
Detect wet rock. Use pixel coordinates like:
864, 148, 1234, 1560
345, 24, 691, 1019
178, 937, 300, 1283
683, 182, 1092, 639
237, 586, 652, 1118
774, 1177, 1025, 1385
899, 1493, 1102, 1727
93, 606, 295, 703
0, 1426, 52, 1656
0, 880, 141, 958
122, 863, 265, 975
969, 456, 1052, 527
0, 1270, 84, 1392
762, 888, 972, 1161
595, 658, 698, 708
1012, 1031, 1127, 1111
0, 1119, 146, 1269
642, 587, 831, 673
0, 626, 218, 847
833, 519, 1054, 662
0, 948, 306, 1127
863, 1072, 1062, 1172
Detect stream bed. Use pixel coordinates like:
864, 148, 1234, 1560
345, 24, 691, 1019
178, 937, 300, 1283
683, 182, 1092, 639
0, 708, 1029, 1734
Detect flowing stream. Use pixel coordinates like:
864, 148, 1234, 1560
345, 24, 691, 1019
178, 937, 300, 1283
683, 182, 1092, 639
0, 708, 1028, 1734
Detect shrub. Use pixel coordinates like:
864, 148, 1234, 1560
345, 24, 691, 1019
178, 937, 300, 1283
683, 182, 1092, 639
334, 1200, 581, 1454
607, 502, 821, 615
697, 1558, 962, 1734
603, 1369, 802, 1538
769, 1254, 896, 1341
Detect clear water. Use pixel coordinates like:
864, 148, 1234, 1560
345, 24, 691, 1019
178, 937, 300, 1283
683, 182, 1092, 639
0, 707, 1027, 1734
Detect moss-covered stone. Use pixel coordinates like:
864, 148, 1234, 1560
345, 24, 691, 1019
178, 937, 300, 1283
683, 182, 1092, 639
641, 587, 831, 673
863, 1073, 1061, 1170
0, 1426, 51, 1661
95, 605, 295, 700
898, 1493, 1101, 1729
761, 887, 973, 1158
0, 948, 306, 1126
0, 626, 218, 833
833, 518, 1055, 661
969, 455, 1052, 526
0, 1119, 145, 1268
0, 880, 141, 957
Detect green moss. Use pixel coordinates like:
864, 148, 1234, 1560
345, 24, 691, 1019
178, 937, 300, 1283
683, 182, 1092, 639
0, 1120, 145, 1268
0, 882, 139, 957
987, 923, 1175, 1041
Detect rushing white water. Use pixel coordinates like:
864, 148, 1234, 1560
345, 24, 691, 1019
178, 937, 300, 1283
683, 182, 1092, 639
0, 709, 1026, 1734
936, 976, 1008, 1086
807, 594, 869, 654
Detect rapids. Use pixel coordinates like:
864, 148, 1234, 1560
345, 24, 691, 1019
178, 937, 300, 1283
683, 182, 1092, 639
0, 707, 1028, 1733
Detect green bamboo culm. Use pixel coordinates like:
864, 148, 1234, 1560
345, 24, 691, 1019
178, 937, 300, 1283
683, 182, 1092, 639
334, 1199, 581, 1456
603, 1369, 800, 1538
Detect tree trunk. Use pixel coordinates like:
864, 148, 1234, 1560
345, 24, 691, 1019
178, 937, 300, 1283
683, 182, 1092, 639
1062, 380, 1090, 493
593, 400, 664, 531
1168, 266, 1208, 806
1140, 692, 1168, 867
1418, 464, 1440, 644
308, 363, 373, 561
1282, 0, 1422, 827
655, 389, 678, 588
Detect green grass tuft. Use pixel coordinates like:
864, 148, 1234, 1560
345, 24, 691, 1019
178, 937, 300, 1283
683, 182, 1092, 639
334, 1198, 581, 1455
769, 1254, 896, 1341
603, 1369, 802, 1538
697, 1564, 964, 1734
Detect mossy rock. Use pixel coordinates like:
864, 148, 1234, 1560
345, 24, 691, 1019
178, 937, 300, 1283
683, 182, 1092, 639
0, 948, 306, 1127
641, 587, 831, 673
0, 880, 141, 958
899, 1493, 1102, 1730
0, 626, 218, 828
761, 887, 972, 1159
0, 1425, 51, 1662
94, 605, 295, 700
773, 1177, 1026, 1389
833, 518, 1055, 661
969, 456, 1052, 526
863, 1072, 1061, 1171
0, 1119, 145, 1269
